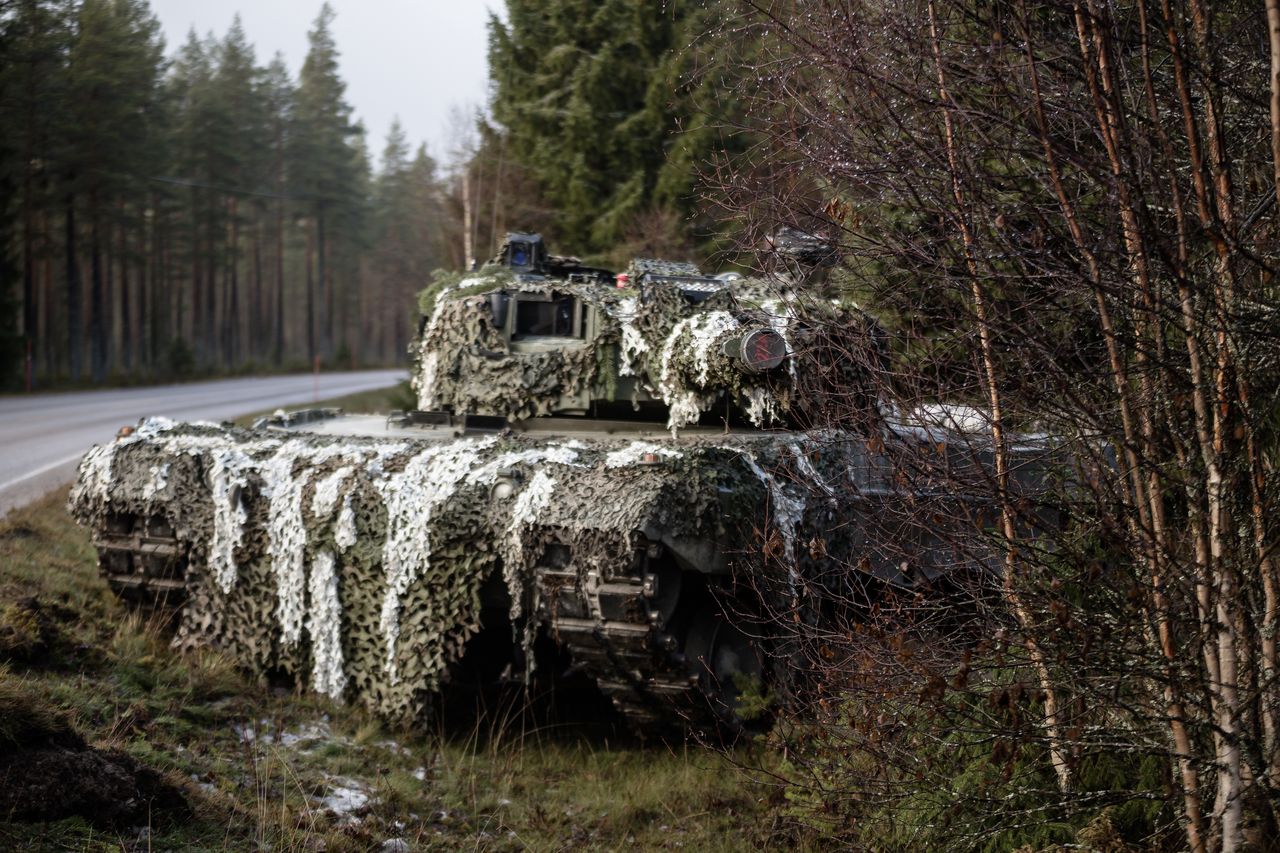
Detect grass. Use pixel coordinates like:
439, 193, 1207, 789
0, 386, 809, 851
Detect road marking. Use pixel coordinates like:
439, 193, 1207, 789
0, 451, 85, 493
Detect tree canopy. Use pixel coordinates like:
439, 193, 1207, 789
483, 0, 744, 261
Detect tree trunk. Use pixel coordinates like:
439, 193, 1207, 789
318, 205, 329, 358
1269, 0, 1280, 209
66, 193, 82, 382
139, 205, 149, 370
119, 210, 132, 372
89, 189, 107, 384
251, 219, 263, 361
22, 161, 36, 387
227, 197, 239, 370
462, 168, 474, 270
274, 200, 284, 365
306, 215, 315, 364
40, 210, 54, 377
931, 0, 1073, 793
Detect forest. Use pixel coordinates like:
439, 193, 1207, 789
0, 0, 732, 389
0, 1, 456, 386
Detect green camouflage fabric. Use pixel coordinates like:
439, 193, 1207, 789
68, 418, 902, 722
410, 270, 805, 432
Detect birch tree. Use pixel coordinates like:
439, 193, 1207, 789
716, 0, 1280, 848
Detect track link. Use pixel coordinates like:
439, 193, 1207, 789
536, 544, 756, 734
93, 512, 189, 613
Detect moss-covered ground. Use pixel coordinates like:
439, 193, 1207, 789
0, 390, 809, 851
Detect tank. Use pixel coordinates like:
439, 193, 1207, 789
66, 234, 1002, 731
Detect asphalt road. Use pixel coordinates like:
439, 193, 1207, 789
0, 369, 405, 518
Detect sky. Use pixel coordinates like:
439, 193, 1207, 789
148, 0, 499, 169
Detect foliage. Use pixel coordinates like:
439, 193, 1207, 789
478, 0, 748, 262
716, 0, 1280, 849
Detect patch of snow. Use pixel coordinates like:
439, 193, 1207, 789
318, 776, 370, 817
374, 739, 410, 756
231, 719, 271, 743
277, 720, 334, 747
603, 441, 681, 468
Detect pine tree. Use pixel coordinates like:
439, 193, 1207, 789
166, 29, 217, 362
65, 0, 163, 382
290, 2, 358, 361
0, 0, 72, 385
210, 15, 269, 367
259, 52, 293, 366
0, 0, 473, 384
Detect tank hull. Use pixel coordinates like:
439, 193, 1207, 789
70, 413, 914, 730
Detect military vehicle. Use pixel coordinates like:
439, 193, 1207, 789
68, 233, 1008, 731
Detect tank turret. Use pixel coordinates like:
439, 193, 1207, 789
411, 233, 848, 432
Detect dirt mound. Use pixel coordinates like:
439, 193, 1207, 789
0, 746, 186, 825
0, 682, 187, 826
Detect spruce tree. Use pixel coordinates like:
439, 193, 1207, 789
65, 0, 163, 381
486, 0, 739, 258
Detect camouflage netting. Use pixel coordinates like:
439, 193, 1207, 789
413, 272, 609, 422
410, 269, 807, 432
68, 418, 889, 722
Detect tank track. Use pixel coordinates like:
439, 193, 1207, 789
92, 513, 189, 614
91, 514, 756, 734
535, 540, 756, 735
